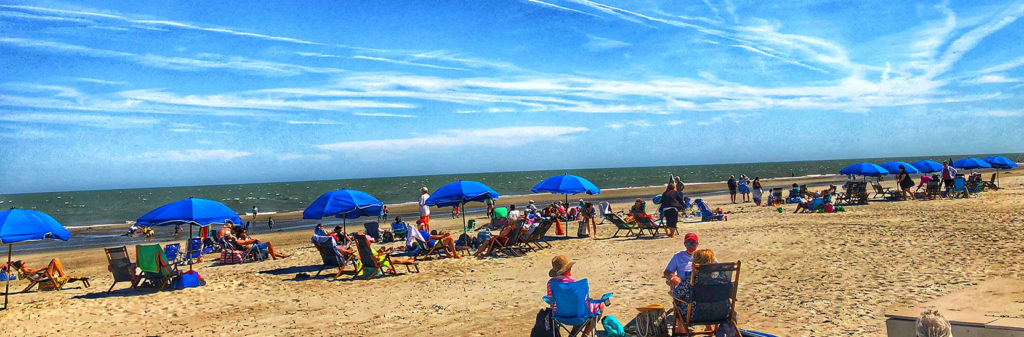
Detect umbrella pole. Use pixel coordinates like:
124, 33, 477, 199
188, 221, 195, 272
343, 215, 347, 234
564, 195, 568, 237
462, 201, 467, 233
4, 244, 11, 310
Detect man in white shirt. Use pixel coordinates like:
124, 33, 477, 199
663, 233, 699, 283
418, 187, 431, 232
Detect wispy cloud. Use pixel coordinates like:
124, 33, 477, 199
0, 112, 160, 128
75, 78, 130, 86
278, 153, 332, 162
964, 74, 1020, 84
522, 0, 600, 18
317, 126, 589, 153
295, 51, 342, 58
287, 119, 345, 125
132, 149, 253, 163
583, 34, 631, 52
119, 89, 415, 111
353, 55, 470, 71
352, 112, 416, 118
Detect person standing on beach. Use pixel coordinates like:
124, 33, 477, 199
727, 176, 738, 204
252, 205, 258, 221
267, 217, 274, 230
379, 205, 389, 222
659, 184, 684, 238
897, 165, 916, 200
752, 177, 763, 206
941, 162, 957, 195
737, 175, 751, 202
418, 187, 431, 232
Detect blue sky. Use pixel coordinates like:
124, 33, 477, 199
1, 0, 1023, 193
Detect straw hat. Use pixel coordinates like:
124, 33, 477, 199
549, 255, 575, 277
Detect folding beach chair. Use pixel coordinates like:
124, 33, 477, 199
523, 219, 555, 250
924, 181, 941, 200
633, 214, 663, 238
183, 238, 213, 264
136, 244, 176, 291
17, 264, 88, 293
363, 222, 382, 242
351, 233, 417, 280
670, 261, 742, 337
770, 188, 784, 204
164, 243, 182, 266
542, 279, 613, 337
605, 213, 637, 238
495, 225, 529, 257
870, 181, 897, 200
694, 199, 724, 222
105, 246, 141, 293
312, 235, 354, 278
390, 221, 408, 240
952, 176, 968, 198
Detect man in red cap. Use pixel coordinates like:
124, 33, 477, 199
663, 233, 699, 287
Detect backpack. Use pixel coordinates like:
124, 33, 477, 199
603, 315, 626, 337
381, 231, 395, 243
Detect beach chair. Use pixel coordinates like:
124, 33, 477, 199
787, 187, 802, 203
496, 225, 529, 257
769, 188, 784, 204
16, 264, 82, 293
390, 221, 408, 240
924, 181, 941, 200
542, 279, 613, 337
670, 261, 742, 337
523, 219, 555, 250
183, 238, 213, 264
870, 181, 897, 200
605, 213, 638, 238
312, 235, 353, 278
633, 214, 663, 238
164, 243, 182, 266
136, 244, 176, 291
105, 246, 141, 293
363, 222, 382, 242
798, 185, 808, 198
694, 199, 724, 222
351, 233, 418, 280
952, 176, 968, 198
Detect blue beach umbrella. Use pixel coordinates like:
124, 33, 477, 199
952, 158, 992, 170
910, 160, 944, 173
981, 156, 1018, 169
425, 180, 500, 232
531, 174, 601, 195
0, 208, 71, 309
880, 161, 920, 174
136, 197, 241, 271
839, 162, 889, 177
303, 189, 383, 232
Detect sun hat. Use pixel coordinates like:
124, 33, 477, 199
684, 233, 698, 243
549, 255, 575, 277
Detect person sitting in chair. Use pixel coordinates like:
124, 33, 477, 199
1, 259, 89, 289
406, 223, 461, 259
666, 248, 735, 336
473, 221, 517, 258
794, 192, 824, 213
230, 227, 290, 260
544, 255, 609, 337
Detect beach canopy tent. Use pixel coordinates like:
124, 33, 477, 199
839, 162, 889, 178
910, 160, 944, 173
952, 158, 992, 170
302, 189, 383, 232
425, 180, 500, 232
0, 208, 71, 310
880, 161, 921, 175
136, 197, 241, 271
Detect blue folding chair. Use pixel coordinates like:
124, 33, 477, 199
184, 238, 212, 264
542, 279, 613, 337
363, 222, 382, 242
694, 199, 724, 222
952, 176, 967, 198
390, 221, 408, 240
164, 243, 181, 265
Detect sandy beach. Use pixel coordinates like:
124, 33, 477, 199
2, 173, 1023, 336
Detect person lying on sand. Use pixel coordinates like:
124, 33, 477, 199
230, 227, 289, 259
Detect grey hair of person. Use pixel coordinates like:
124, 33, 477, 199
915, 310, 952, 337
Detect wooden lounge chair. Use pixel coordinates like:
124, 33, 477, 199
519, 219, 552, 251
352, 233, 417, 280
670, 261, 742, 337
493, 225, 528, 257
105, 246, 141, 293
632, 214, 663, 238
924, 181, 941, 200
770, 188, 784, 204
312, 235, 354, 278
605, 213, 637, 238
870, 181, 898, 200
18, 267, 87, 293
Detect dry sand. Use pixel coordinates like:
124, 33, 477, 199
3, 173, 1023, 336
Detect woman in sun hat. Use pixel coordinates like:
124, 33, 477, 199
544, 255, 609, 335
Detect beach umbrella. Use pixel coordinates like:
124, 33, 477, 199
910, 160, 944, 173
532, 174, 601, 236
839, 162, 889, 177
302, 189, 383, 232
982, 156, 1017, 187
879, 161, 920, 174
425, 180, 500, 233
0, 208, 71, 310
136, 197, 241, 271
952, 158, 992, 170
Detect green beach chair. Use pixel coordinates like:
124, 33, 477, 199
136, 244, 176, 290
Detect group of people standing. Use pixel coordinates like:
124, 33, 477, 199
727, 175, 763, 205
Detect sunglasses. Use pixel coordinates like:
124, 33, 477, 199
684, 241, 698, 246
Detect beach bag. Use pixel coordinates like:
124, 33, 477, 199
0, 270, 15, 281
220, 250, 243, 264
603, 315, 626, 337
382, 231, 395, 243
626, 305, 667, 337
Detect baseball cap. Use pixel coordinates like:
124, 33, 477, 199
684, 233, 698, 243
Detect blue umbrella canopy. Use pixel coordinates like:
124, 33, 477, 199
982, 156, 1018, 169
303, 189, 383, 220
839, 162, 890, 177
531, 174, 601, 195
0, 209, 70, 244
135, 197, 242, 227
910, 160, 944, 173
953, 158, 992, 169
425, 180, 500, 208
880, 161, 920, 174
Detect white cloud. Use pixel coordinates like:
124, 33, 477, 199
316, 126, 589, 153
353, 55, 470, 71
295, 51, 341, 58
964, 74, 1020, 84
133, 149, 253, 163
0, 112, 159, 128
523, 0, 600, 18
583, 35, 631, 52
287, 119, 345, 125
977, 109, 1024, 117
76, 77, 130, 86
352, 112, 415, 118
667, 120, 684, 126
279, 153, 332, 161
119, 89, 414, 111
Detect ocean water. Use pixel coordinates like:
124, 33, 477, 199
1, 153, 1019, 252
